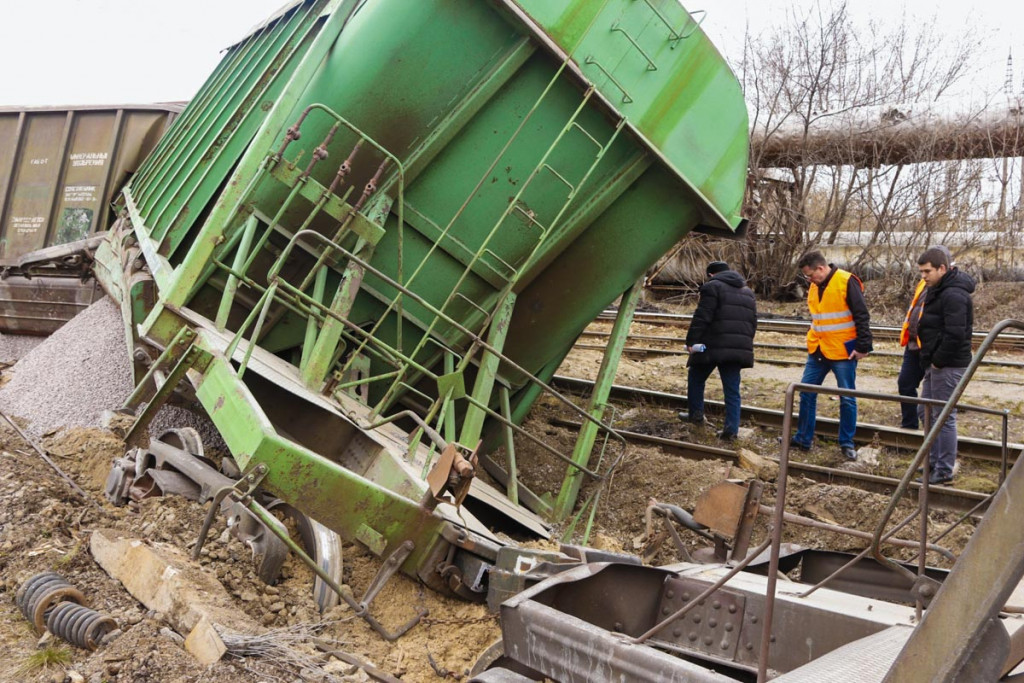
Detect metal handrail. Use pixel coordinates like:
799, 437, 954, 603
757, 331, 1021, 683
867, 319, 1024, 574
255, 229, 630, 485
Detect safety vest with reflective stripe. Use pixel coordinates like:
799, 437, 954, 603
899, 278, 927, 347
806, 269, 859, 360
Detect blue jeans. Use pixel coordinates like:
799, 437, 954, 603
897, 348, 926, 429
918, 365, 964, 479
793, 355, 858, 449
688, 362, 743, 436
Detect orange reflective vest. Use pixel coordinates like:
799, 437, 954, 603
900, 278, 927, 347
806, 269, 860, 360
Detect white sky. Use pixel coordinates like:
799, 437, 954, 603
700, 0, 1024, 103
1, 1, 1022, 107
0, 1, 288, 106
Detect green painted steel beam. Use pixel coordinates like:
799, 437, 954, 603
499, 385, 519, 506
191, 332, 455, 581
553, 278, 642, 520
123, 189, 174, 291
215, 214, 260, 330
299, 237, 372, 388
268, 162, 386, 245
459, 293, 517, 448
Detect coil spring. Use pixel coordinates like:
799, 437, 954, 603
15, 571, 85, 633
45, 602, 117, 651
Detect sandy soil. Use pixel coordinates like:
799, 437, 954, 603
0, 424, 500, 682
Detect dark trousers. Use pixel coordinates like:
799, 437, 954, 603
919, 365, 965, 478
687, 362, 743, 436
898, 348, 926, 429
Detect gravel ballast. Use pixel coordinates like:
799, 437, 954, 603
0, 332, 47, 364
0, 297, 133, 437
0, 297, 226, 451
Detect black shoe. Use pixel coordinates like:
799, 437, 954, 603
718, 431, 737, 442
778, 437, 810, 452
677, 412, 708, 426
917, 472, 954, 486
841, 446, 857, 461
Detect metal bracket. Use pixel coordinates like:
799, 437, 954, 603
425, 441, 479, 508
583, 56, 634, 103
359, 540, 415, 613
910, 574, 943, 606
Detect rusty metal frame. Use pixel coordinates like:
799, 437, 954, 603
764, 319, 1023, 682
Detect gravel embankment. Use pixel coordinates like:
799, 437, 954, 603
0, 297, 225, 451
0, 332, 46, 364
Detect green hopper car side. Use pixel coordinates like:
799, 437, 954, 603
93, 0, 748, 611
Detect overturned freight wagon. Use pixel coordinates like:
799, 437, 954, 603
93, 0, 746, 628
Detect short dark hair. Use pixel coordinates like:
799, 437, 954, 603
797, 251, 827, 270
918, 247, 949, 269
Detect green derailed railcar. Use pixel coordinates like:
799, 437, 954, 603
95, 0, 748, 605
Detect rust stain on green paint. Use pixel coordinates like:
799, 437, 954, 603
550, 0, 607, 51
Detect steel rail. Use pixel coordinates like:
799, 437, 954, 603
549, 419, 990, 514
551, 375, 1022, 462
576, 330, 1024, 368
574, 343, 1024, 382
598, 309, 1024, 349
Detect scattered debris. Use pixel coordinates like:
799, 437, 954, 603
89, 528, 260, 638
856, 446, 882, 466
737, 447, 779, 481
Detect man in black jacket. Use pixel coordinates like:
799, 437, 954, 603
678, 261, 757, 441
915, 246, 975, 485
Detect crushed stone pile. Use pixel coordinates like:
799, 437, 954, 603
0, 297, 225, 450
0, 297, 132, 436
0, 331, 46, 364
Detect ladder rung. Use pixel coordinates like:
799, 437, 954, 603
634, 0, 706, 42
542, 164, 576, 193
511, 204, 548, 234
481, 248, 518, 280
611, 23, 658, 71
454, 292, 489, 317
571, 122, 604, 150
424, 337, 464, 364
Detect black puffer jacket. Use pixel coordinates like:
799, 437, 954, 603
685, 270, 758, 368
918, 267, 975, 369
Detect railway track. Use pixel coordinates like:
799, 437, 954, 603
576, 330, 1024, 370
573, 338, 1024, 383
550, 375, 1022, 464
597, 309, 1024, 349
550, 417, 992, 514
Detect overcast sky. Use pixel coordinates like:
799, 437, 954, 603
1, 1, 1021, 108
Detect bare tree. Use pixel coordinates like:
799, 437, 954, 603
653, 4, 1024, 302
736, 2, 983, 296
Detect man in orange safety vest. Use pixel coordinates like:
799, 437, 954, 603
790, 251, 873, 461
